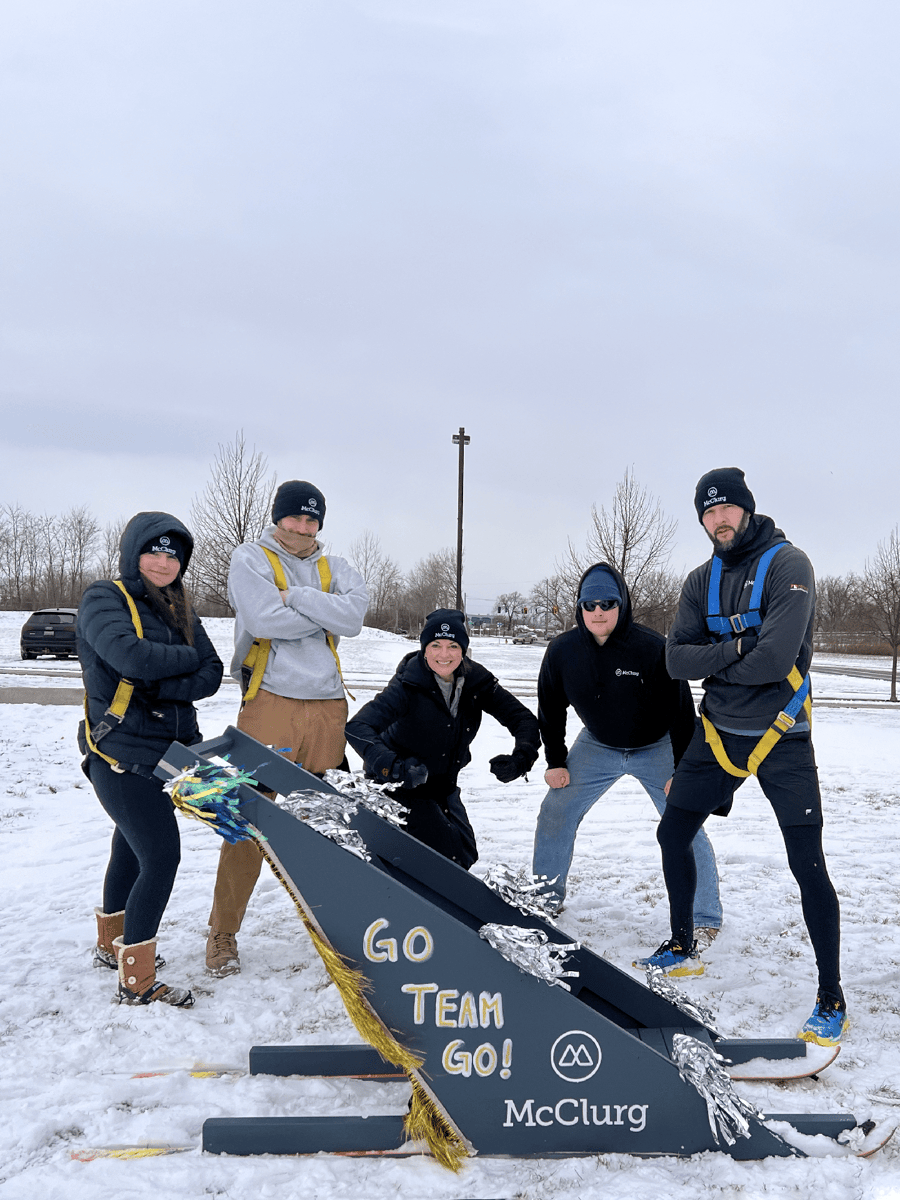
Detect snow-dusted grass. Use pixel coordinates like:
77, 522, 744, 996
1, 614, 899, 1198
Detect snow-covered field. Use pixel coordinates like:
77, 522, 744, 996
1, 613, 899, 1199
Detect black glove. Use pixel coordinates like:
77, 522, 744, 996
390, 757, 429, 789
489, 748, 534, 783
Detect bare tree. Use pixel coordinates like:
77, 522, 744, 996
401, 549, 458, 631
863, 527, 900, 701
348, 530, 402, 630
190, 432, 276, 614
528, 576, 572, 635
495, 590, 526, 633
0, 504, 32, 607
96, 517, 129, 581
0, 503, 102, 607
560, 469, 681, 632
60, 505, 100, 604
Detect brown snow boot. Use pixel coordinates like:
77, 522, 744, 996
205, 930, 241, 978
113, 936, 193, 1007
93, 908, 165, 971
92, 907, 125, 970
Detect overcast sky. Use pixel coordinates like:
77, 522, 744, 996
2, 1, 898, 612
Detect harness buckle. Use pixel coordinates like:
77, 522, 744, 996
728, 613, 748, 634
774, 710, 796, 732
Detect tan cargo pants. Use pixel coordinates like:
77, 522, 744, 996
207, 689, 348, 934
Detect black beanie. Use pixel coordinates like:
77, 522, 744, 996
420, 609, 469, 652
694, 468, 756, 521
139, 532, 187, 566
272, 480, 326, 529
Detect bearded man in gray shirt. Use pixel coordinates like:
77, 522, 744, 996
634, 468, 846, 1048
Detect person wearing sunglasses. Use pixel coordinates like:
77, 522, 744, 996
532, 562, 722, 942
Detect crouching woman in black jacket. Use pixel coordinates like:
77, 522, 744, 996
78, 511, 223, 1006
345, 609, 539, 868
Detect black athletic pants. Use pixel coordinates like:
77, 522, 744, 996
658, 725, 842, 1000
88, 754, 181, 944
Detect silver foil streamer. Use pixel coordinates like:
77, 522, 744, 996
478, 923, 580, 991
279, 789, 370, 860
279, 770, 408, 860
479, 865, 562, 924
321, 769, 409, 827
671, 1034, 763, 1146
646, 965, 720, 1033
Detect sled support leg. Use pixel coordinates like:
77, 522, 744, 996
249, 1044, 405, 1079
203, 1115, 408, 1156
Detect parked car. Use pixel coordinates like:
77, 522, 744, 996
512, 632, 536, 644
20, 608, 79, 659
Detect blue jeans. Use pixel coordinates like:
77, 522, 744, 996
532, 730, 722, 928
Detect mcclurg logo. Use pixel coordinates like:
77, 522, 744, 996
615, 668, 640, 678
503, 1096, 648, 1132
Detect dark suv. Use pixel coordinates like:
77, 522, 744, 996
20, 608, 79, 659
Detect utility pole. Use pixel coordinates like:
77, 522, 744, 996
451, 426, 470, 612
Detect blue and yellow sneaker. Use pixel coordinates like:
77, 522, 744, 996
799, 995, 849, 1045
632, 939, 704, 977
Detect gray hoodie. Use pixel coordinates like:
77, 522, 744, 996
666, 514, 815, 734
228, 527, 368, 700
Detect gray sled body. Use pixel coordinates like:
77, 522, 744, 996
158, 727, 855, 1160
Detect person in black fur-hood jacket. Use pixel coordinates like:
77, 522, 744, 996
345, 609, 539, 868
77, 511, 223, 1008
531, 561, 722, 931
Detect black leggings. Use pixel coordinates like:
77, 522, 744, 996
657, 806, 842, 998
88, 755, 181, 944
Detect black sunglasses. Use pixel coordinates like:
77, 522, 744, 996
580, 599, 619, 612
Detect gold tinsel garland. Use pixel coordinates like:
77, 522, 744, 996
256, 838, 469, 1172
168, 769, 470, 1170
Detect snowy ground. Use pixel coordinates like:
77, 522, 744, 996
1, 614, 899, 1199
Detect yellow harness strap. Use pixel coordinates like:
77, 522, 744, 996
242, 549, 354, 703
84, 581, 143, 770
701, 666, 813, 778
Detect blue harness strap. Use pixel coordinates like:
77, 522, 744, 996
705, 542, 787, 638
701, 540, 813, 776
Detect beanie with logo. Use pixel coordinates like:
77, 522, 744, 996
272, 481, 326, 529
694, 467, 756, 521
420, 609, 469, 652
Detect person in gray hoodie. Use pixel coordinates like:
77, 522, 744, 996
635, 468, 845, 1048
205, 480, 368, 976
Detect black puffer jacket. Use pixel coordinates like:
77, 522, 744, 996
538, 562, 696, 769
77, 511, 223, 767
346, 650, 540, 801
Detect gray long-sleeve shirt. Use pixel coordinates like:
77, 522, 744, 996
666, 515, 815, 734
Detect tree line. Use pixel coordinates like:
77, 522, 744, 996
3, 439, 899, 697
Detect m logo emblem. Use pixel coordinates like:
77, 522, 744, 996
550, 1030, 602, 1082
160, 536, 170, 545
707, 487, 717, 498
